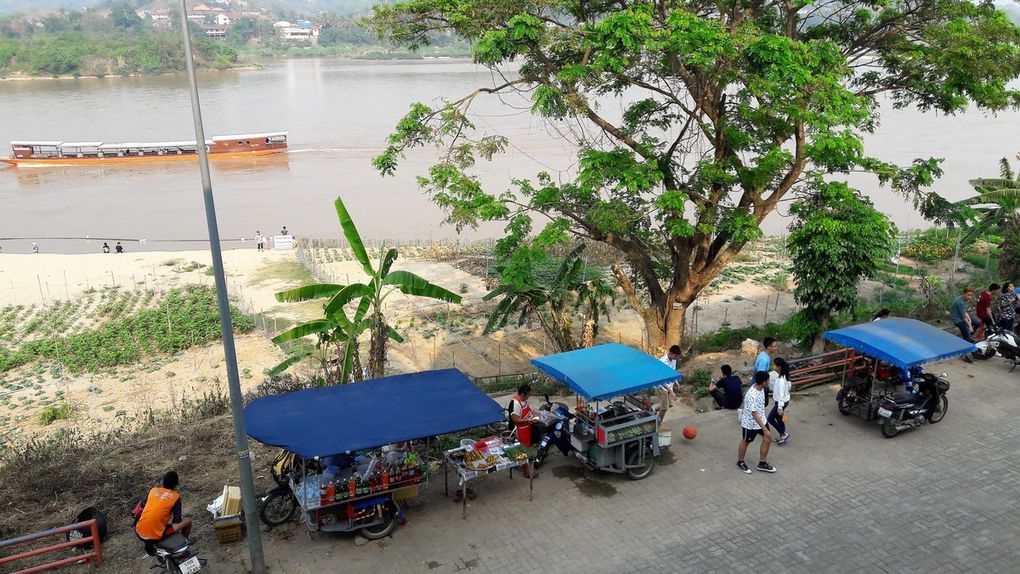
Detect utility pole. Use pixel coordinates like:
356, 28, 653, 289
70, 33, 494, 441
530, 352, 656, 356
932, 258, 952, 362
177, 2, 266, 572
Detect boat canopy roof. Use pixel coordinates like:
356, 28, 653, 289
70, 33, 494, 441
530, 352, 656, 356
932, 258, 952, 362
60, 141, 104, 148
213, 131, 287, 141
11, 141, 63, 147
97, 140, 211, 149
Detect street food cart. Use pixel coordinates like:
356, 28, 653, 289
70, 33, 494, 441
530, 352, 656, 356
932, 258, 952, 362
244, 369, 506, 538
531, 344, 680, 480
442, 436, 534, 519
824, 318, 973, 436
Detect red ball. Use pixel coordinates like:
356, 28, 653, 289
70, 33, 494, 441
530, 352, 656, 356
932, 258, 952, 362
682, 425, 697, 440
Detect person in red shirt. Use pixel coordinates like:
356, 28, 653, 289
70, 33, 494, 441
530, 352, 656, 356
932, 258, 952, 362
976, 283, 1000, 339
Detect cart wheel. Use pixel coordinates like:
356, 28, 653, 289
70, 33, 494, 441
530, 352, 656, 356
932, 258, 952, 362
881, 418, 900, 439
259, 492, 297, 527
972, 348, 995, 360
928, 395, 949, 424
626, 444, 655, 480
360, 502, 397, 540
837, 397, 852, 416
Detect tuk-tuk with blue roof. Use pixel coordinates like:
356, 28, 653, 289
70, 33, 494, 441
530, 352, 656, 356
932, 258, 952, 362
824, 318, 975, 438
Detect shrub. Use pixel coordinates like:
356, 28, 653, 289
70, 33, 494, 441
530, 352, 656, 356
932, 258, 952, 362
39, 403, 74, 425
681, 368, 712, 397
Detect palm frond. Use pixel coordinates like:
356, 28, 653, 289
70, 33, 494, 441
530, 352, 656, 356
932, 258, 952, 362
383, 270, 462, 303
334, 197, 374, 275
274, 284, 344, 302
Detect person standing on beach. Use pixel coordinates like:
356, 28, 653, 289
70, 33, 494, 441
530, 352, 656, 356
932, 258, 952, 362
102, 242, 110, 254
115, 242, 124, 254
280, 226, 290, 236
256, 231, 265, 252
32, 242, 39, 254
737, 371, 776, 474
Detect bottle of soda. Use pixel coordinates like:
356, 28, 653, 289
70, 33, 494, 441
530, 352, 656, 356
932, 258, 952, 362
319, 480, 328, 506
326, 480, 335, 504
382, 469, 390, 491
348, 477, 356, 499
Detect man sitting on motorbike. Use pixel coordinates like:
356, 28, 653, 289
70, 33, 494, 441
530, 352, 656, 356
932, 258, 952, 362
135, 471, 192, 546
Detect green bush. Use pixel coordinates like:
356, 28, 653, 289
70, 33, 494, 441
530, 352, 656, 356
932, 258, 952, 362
39, 403, 74, 425
902, 232, 954, 263
682, 368, 712, 397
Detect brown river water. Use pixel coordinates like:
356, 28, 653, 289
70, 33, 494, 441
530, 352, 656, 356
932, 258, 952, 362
0, 59, 1016, 254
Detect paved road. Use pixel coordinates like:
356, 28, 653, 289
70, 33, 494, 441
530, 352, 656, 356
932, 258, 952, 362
218, 357, 1019, 574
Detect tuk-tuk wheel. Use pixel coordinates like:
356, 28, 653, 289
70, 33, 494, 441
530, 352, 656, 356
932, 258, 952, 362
626, 444, 655, 480
360, 501, 398, 540
837, 398, 852, 416
881, 418, 900, 439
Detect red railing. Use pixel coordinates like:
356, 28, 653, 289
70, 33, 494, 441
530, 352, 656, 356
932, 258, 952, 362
0, 520, 103, 573
789, 348, 867, 387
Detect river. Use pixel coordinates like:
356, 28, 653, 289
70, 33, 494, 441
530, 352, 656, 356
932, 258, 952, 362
0, 59, 1016, 254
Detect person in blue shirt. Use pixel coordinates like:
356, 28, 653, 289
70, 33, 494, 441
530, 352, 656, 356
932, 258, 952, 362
949, 287, 978, 343
709, 364, 743, 410
755, 337, 777, 376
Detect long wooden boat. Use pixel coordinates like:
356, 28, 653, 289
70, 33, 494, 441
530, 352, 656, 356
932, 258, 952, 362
0, 132, 288, 166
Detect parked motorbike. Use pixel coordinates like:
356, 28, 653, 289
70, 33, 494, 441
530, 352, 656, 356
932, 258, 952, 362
533, 396, 575, 468
876, 372, 949, 438
259, 450, 298, 527
144, 531, 206, 574
973, 325, 1020, 369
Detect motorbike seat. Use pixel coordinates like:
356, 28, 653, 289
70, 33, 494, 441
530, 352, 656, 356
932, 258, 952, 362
154, 532, 189, 552
887, 392, 917, 405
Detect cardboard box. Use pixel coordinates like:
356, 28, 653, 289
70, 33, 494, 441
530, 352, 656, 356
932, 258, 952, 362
221, 486, 241, 516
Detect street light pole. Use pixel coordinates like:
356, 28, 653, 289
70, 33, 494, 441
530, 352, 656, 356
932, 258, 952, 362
176, 2, 267, 572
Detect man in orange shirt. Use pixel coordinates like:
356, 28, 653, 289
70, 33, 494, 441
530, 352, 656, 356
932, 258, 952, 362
135, 471, 192, 543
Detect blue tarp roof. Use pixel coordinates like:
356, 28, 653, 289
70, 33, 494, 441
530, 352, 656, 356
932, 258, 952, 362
531, 343, 680, 401
823, 317, 976, 371
244, 369, 505, 458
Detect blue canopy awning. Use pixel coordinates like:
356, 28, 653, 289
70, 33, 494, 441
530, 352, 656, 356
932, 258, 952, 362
531, 343, 680, 401
823, 317, 976, 371
244, 369, 505, 458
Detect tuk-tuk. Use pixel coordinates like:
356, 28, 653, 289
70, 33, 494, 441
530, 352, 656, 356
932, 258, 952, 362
824, 318, 975, 438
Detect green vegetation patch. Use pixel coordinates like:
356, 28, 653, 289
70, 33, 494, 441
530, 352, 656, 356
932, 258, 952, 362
0, 285, 253, 374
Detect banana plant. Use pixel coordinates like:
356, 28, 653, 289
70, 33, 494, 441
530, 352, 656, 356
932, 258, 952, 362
268, 295, 370, 385
956, 158, 1020, 278
273, 197, 462, 380
483, 244, 613, 352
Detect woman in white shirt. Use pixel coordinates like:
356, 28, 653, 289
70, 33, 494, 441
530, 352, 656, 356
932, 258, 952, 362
767, 358, 792, 445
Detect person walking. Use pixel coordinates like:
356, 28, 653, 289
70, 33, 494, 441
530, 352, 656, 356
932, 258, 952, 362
767, 358, 792, 445
755, 337, 777, 377
998, 282, 1017, 332
709, 364, 743, 410
737, 371, 776, 474
255, 231, 265, 252
655, 345, 681, 421
950, 287, 979, 343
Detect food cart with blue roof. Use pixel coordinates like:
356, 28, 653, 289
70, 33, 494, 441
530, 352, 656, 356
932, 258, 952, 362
531, 343, 680, 480
244, 368, 508, 538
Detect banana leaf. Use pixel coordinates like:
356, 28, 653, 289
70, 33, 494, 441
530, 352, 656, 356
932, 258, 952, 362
383, 270, 462, 303
334, 197, 374, 276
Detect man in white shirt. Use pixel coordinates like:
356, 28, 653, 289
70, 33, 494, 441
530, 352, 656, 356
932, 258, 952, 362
656, 345, 681, 421
737, 371, 777, 474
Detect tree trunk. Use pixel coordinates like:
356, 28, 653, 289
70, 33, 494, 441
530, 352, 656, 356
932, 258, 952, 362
811, 311, 831, 355
351, 339, 363, 382
369, 313, 386, 379
580, 316, 596, 348
641, 297, 687, 353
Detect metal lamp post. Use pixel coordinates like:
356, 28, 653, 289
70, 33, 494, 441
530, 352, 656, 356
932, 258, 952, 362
176, 2, 267, 572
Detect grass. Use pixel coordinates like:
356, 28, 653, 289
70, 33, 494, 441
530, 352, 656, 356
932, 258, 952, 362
252, 259, 316, 285
38, 402, 74, 425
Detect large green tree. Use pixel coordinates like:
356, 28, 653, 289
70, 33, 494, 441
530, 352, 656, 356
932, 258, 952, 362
787, 182, 895, 352
367, 0, 1020, 350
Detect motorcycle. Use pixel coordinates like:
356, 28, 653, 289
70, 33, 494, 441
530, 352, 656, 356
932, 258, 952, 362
533, 396, 575, 468
258, 453, 298, 527
144, 531, 206, 574
973, 325, 1020, 369
876, 372, 949, 438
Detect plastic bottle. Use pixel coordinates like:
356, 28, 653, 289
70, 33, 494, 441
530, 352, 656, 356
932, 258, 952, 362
348, 477, 356, 499
382, 469, 390, 491
319, 480, 328, 506
326, 481, 335, 504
